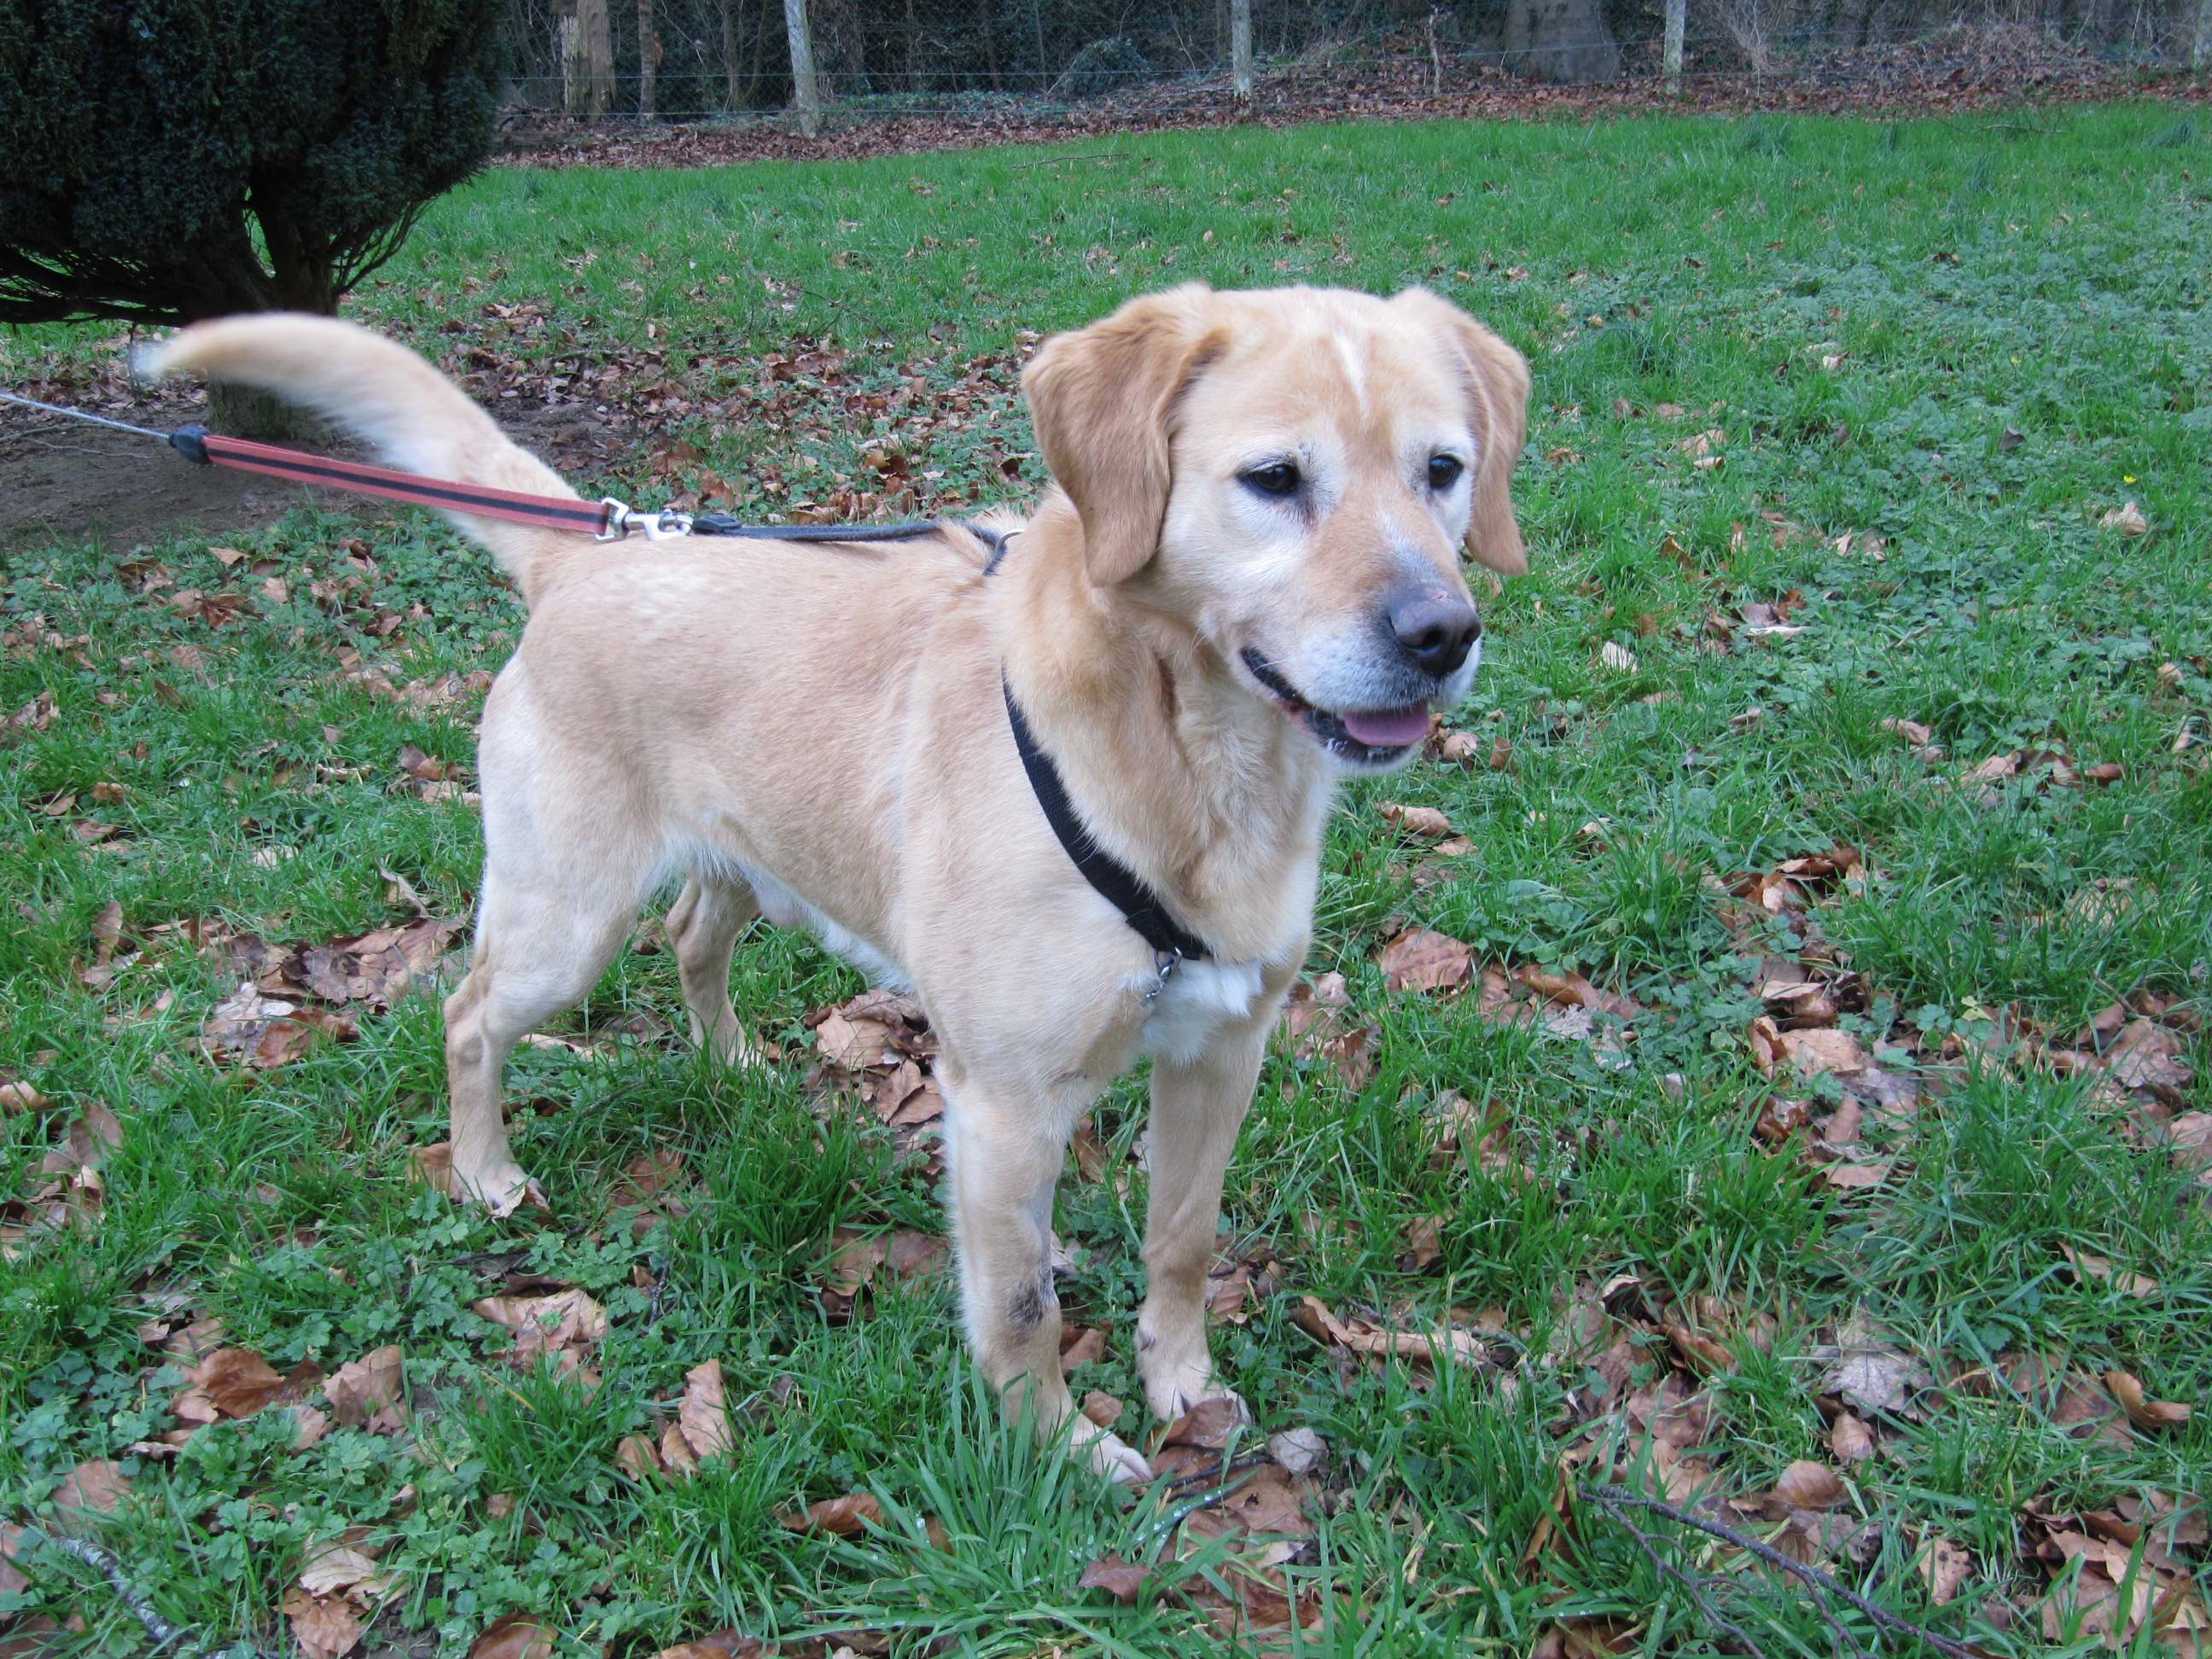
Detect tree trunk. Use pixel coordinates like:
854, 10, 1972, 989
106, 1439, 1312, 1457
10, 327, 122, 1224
1501, 0, 1621, 80
784, 0, 821, 133
979, 0, 999, 86
2196, 0, 2209, 62
560, 0, 585, 112
1663, 0, 1685, 90
579, 0, 614, 113
637, 0, 659, 118
1231, 0, 1252, 99
207, 382, 328, 443
719, 0, 741, 107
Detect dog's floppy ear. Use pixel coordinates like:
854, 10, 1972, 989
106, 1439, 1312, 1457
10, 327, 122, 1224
1022, 283, 1220, 586
1393, 288, 1532, 577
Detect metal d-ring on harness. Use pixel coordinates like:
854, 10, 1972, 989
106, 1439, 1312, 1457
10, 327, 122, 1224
3, 385, 1208, 978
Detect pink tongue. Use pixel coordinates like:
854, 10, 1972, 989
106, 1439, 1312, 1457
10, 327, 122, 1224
1341, 705, 1431, 747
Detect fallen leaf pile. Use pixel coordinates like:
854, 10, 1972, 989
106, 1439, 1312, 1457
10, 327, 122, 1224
617, 1358, 736, 1478
815, 1225, 950, 1320
1958, 745, 2126, 806
1068, 1409, 1335, 1638
0, 1097, 122, 1258
2022, 1488, 2209, 1647
470, 1287, 608, 1380
199, 911, 466, 1067
806, 989, 945, 1172
285, 1528, 396, 1659
1705, 586, 1806, 643
1278, 971, 1377, 1091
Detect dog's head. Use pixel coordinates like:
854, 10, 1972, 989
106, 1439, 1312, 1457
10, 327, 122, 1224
1023, 283, 1528, 773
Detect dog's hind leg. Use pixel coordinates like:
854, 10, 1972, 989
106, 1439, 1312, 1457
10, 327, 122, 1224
444, 862, 649, 1216
666, 876, 763, 1064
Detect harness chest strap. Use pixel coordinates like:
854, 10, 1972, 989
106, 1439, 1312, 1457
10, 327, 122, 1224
1001, 679, 1214, 969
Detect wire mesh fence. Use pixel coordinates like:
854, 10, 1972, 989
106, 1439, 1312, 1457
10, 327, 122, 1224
498, 0, 2209, 130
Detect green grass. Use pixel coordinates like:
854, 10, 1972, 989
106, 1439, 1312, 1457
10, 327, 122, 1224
3, 102, 2209, 1657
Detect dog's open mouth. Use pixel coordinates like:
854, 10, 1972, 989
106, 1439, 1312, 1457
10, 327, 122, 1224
1241, 648, 1430, 763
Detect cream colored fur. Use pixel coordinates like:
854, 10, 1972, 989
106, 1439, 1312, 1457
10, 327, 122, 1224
149, 287, 1528, 1483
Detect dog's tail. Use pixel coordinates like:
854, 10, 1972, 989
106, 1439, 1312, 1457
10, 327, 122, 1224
145, 314, 583, 605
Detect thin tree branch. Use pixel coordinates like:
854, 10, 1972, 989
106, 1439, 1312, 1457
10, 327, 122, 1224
1602, 1502, 1777, 1659
1579, 1484, 1981, 1659
47, 1536, 186, 1648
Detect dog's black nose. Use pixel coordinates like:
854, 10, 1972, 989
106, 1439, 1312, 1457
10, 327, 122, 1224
1388, 592, 1481, 678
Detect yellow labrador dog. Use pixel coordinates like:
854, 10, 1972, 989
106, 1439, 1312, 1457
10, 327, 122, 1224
152, 285, 1528, 1482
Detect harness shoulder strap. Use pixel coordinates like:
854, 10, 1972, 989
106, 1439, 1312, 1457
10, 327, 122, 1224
1002, 680, 1212, 964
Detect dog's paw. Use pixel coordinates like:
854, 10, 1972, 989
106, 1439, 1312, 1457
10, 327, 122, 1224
457, 1161, 548, 1219
1139, 1348, 1241, 1427
1073, 1420, 1155, 1486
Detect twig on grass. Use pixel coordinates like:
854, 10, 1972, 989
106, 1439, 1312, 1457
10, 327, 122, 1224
1579, 1484, 1982, 1659
48, 1535, 186, 1648
1164, 1450, 1273, 1495
1599, 1501, 1778, 1659
1007, 150, 1132, 168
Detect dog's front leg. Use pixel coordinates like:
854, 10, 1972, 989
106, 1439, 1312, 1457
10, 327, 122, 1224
940, 1068, 1153, 1484
1136, 1011, 1278, 1424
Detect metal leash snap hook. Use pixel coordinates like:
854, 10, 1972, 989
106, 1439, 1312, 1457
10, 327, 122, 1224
638, 510, 693, 541
1144, 949, 1181, 1005
596, 496, 635, 541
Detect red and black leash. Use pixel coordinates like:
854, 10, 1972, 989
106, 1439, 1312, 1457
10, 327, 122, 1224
0, 389, 943, 545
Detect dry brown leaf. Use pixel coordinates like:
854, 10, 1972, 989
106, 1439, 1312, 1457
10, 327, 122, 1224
780, 1492, 881, 1535
1058, 1325, 1108, 1374
1917, 1535, 1972, 1605
53, 1458, 129, 1514
470, 1288, 608, 1366
1377, 801, 1454, 839
678, 1359, 734, 1460
2104, 1370, 2191, 1430
1776, 1027, 1869, 1076
192, 1348, 312, 1418
1831, 1413, 1876, 1462
659, 1420, 699, 1476
1295, 1294, 1487, 1371
0, 1080, 52, 1115
467, 1614, 556, 1659
1882, 717, 1935, 746
1081, 1390, 1126, 1428
283, 1589, 364, 1659
321, 1346, 403, 1429
1822, 1161, 1893, 1190
297, 1537, 391, 1600
615, 1432, 663, 1481
1162, 1395, 1249, 1452
1401, 1214, 1445, 1272
1773, 1459, 1845, 1511
1377, 927, 1474, 994
289, 1406, 331, 1451
2059, 1243, 2159, 1299
1079, 1554, 1150, 1604
2106, 1019, 2192, 1096
2099, 501, 2149, 536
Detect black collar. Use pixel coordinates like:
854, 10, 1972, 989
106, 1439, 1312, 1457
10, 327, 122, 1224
1002, 680, 1212, 964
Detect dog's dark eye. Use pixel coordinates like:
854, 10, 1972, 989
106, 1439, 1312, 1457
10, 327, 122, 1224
1428, 454, 1465, 491
1243, 462, 1301, 498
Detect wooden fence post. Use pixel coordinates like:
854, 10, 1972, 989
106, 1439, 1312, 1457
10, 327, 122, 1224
1231, 0, 1252, 102
1663, 0, 1685, 95
784, 0, 822, 136
637, 0, 658, 119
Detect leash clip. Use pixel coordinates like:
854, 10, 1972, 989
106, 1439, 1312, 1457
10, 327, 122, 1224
597, 497, 694, 542
1144, 949, 1182, 1006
